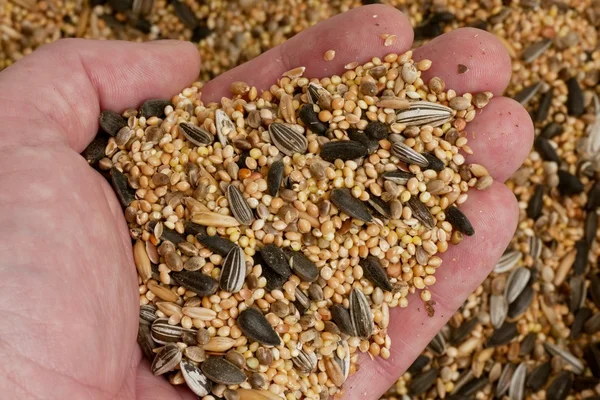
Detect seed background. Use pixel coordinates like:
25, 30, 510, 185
2, 0, 600, 399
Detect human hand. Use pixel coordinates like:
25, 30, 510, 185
0, 4, 533, 400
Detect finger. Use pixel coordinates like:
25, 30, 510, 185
343, 182, 519, 399
464, 97, 535, 182
413, 27, 512, 96
201, 4, 413, 102
0, 39, 200, 152
136, 359, 197, 400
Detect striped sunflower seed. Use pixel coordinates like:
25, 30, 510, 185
260, 244, 292, 278
446, 206, 475, 236
526, 361, 551, 390
409, 367, 438, 396
490, 294, 508, 329
522, 38, 552, 63
216, 109, 235, 146
268, 122, 308, 156
237, 307, 282, 346
495, 363, 515, 397
505, 267, 531, 304
349, 288, 373, 339
170, 270, 219, 296
391, 142, 429, 168
292, 348, 317, 374
427, 331, 447, 356
487, 322, 517, 346
395, 101, 453, 127
140, 304, 158, 325
359, 255, 393, 291
331, 304, 356, 337
151, 318, 196, 344
508, 286, 534, 319
366, 192, 391, 219
219, 245, 246, 293
514, 81, 542, 106
180, 359, 212, 397
330, 188, 373, 223
529, 235, 542, 260
494, 250, 522, 273
294, 288, 310, 314
547, 371, 573, 400
320, 140, 368, 162
151, 343, 181, 375
201, 357, 247, 385
180, 122, 214, 146
286, 250, 318, 282
381, 170, 415, 185
227, 184, 254, 225
544, 342, 584, 374
267, 160, 284, 197
137, 323, 156, 361
334, 340, 350, 381
407, 197, 435, 229
306, 82, 332, 109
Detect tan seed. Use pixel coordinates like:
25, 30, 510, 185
134, 240, 152, 283
324, 50, 336, 61
147, 282, 179, 302
182, 306, 217, 320
204, 337, 236, 352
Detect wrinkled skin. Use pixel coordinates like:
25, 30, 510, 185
0, 5, 533, 399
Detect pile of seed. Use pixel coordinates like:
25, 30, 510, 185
83, 51, 492, 399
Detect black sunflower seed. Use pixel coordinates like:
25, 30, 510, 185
541, 122, 564, 139
557, 170, 584, 196
451, 376, 488, 398
108, 0, 132, 12
147, 221, 186, 244
446, 206, 475, 236
566, 77, 584, 116
364, 121, 389, 140
535, 87, 553, 122
585, 342, 600, 378
591, 273, 600, 309
570, 275, 585, 312
527, 184, 544, 220
170, 271, 219, 296
381, 170, 415, 185
137, 323, 156, 361
151, 343, 181, 375
534, 137, 560, 163
571, 307, 592, 339
260, 244, 292, 278
408, 367, 438, 396
514, 81, 542, 105
262, 265, 288, 291
191, 24, 212, 42
238, 307, 282, 346
573, 239, 589, 275
267, 160, 284, 197
366, 194, 391, 219
547, 371, 573, 400
99, 110, 127, 136
422, 152, 445, 171
407, 355, 431, 375
140, 99, 173, 119
331, 304, 355, 337
519, 332, 536, 356
427, 331, 446, 356
573, 376, 600, 392
82, 133, 109, 164
508, 285, 534, 318
359, 256, 393, 291
173, 0, 199, 29
585, 211, 598, 245
320, 141, 368, 162
201, 358, 246, 385
487, 322, 517, 346
449, 318, 479, 346
298, 104, 328, 134
184, 221, 206, 237
347, 129, 378, 154
588, 181, 600, 211
330, 188, 373, 223
526, 362, 551, 391
284, 249, 318, 282
110, 167, 136, 207
407, 197, 435, 229
585, 312, 600, 334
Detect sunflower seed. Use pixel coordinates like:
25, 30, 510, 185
111, 167, 136, 207
490, 294, 508, 329
299, 104, 328, 135
349, 288, 373, 339
529, 235, 542, 260
522, 38, 552, 63
508, 286, 534, 318
508, 363, 526, 400
260, 244, 292, 278
585, 312, 600, 334
505, 267, 531, 304
151, 318, 195, 344
151, 343, 181, 375
364, 121, 389, 140
307, 82, 331, 109
99, 110, 127, 136
268, 123, 307, 156
82, 133, 110, 164
201, 357, 246, 385
544, 343, 584, 374
494, 250, 522, 273
172, 0, 198, 28
140, 99, 172, 119
324, 356, 345, 386
585, 211, 598, 245
591, 274, 600, 309
347, 128, 372, 150
427, 331, 447, 356
573, 239, 589, 275
334, 340, 350, 380
584, 342, 600, 378
149, 221, 186, 243
514, 81, 542, 105
196, 232, 235, 257
535, 87, 553, 122
541, 122, 564, 139
262, 266, 288, 291
238, 307, 282, 346
359, 256, 393, 291
409, 367, 439, 396
215, 109, 235, 146
520, 332, 536, 356
382, 170, 415, 185
294, 288, 310, 314
573, 376, 600, 392
407, 355, 431, 375
267, 161, 284, 197
366, 194, 391, 219
320, 140, 368, 162
446, 206, 475, 236
571, 307, 592, 339
587, 181, 600, 210
547, 371, 574, 400
535, 137, 560, 163
566, 77, 584, 116
395, 101, 453, 127
180, 122, 214, 146
292, 348, 317, 374
170, 271, 219, 296
137, 323, 156, 361
526, 361, 551, 390
496, 363, 515, 397
286, 250, 318, 282
391, 142, 429, 168
227, 185, 254, 225
219, 245, 246, 293
449, 318, 479, 346
422, 152, 445, 171
452, 376, 488, 398
331, 305, 355, 337
180, 359, 212, 397
570, 275, 586, 312
407, 197, 435, 229
140, 304, 158, 325
487, 322, 517, 346
330, 188, 373, 223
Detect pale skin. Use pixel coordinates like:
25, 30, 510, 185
0, 5, 533, 400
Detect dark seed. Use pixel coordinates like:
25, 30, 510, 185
527, 184, 544, 220
184, 221, 206, 237
527, 362, 551, 390
137, 323, 156, 361
408, 367, 438, 396
453, 376, 488, 398
156, 225, 186, 244
267, 161, 284, 197
449, 318, 479, 346
347, 128, 369, 147
541, 122, 564, 139
566, 77, 584, 116
571, 307, 592, 339
381, 170, 415, 185
558, 170, 584, 196
508, 285, 534, 318
180, 122, 214, 146
535, 87, 553, 122
110, 167, 136, 207
364, 121, 389, 140
414, 20, 444, 40
170, 271, 219, 296
173, 0, 199, 29
201, 358, 246, 385
445, 206, 474, 236
496, 363, 515, 397
487, 322, 517, 346
320, 141, 368, 162
191, 24, 212, 42
330, 188, 373, 223
523, 38, 552, 63
407, 197, 435, 229
547, 371, 573, 400
591, 274, 600, 309
570, 275, 585, 312
422, 152, 445, 172
260, 244, 292, 278
584, 342, 600, 378
227, 185, 254, 225
220, 246, 246, 294
285, 250, 318, 282
294, 288, 310, 314
82, 133, 109, 164
585, 312, 600, 334
359, 255, 393, 291
365, 194, 391, 219
140, 99, 173, 119
585, 212, 598, 247
299, 104, 328, 134
108, 0, 132, 12
534, 137, 560, 163
268, 123, 308, 156
407, 355, 431, 375
349, 288, 373, 339
99, 110, 127, 136
262, 266, 288, 291
514, 81, 542, 106
573, 376, 600, 392
587, 181, 600, 210
237, 307, 282, 346
519, 332, 536, 356
573, 239, 589, 275
331, 304, 355, 337
427, 331, 446, 356
196, 233, 235, 256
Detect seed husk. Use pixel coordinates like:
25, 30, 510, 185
566, 77, 584, 116
196, 232, 236, 257
391, 142, 429, 168
140, 99, 172, 118
514, 81, 542, 105
527, 184, 544, 219
227, 184, 254, 225
522, 38, 552, 63
151, 343, 182, 375
111, 167, 136, 207
330, 188, 373, 223
349, 288, 373, 339
203, 336, 236, 352
586, 211, 598, 245
571, 307, 592, 339
237, 307, 282, 346
220, 245, 246, 293
395, 101, 453, 127
487, 322, 517, 346
268, 122, 308, 156
137, 323, 156, 361
180, 359, 213, 397
334, 340, 350, 380
534, 137, 560, 163
382, 170, 415, 185
298, 104, 328, 135
306, 82, 331, 109
359, 255, 393, 291
170, 270, 219, 296
215, 109, 235, 146
267, 160, 284, 197
507, 286, 534, 319
180, 122, 214, 146
495, 363, 515, 397
99, 110, 127, 136
490, 294, 508, 329
526, 362, 551, 390
82, 133, 110, 164
547, 371, 574, 400
408, 367, 438, 396
505, 267, 531, 304
494, 250, 522, 273
407, 197, 435, 229
285, 250, 318, 282
422, 152, 445, 172
427, 331, 447, 356
201, 357, 247, 385
544, 342, 584, 374
446, 206, 474, 236
535, 87, 553, 122
331, 304, 356, 337
292, 348, 317, 374
573, 239, 589, 275
407, 355, 431, 375
320, 140, 368, 162
260, 244, 292, 278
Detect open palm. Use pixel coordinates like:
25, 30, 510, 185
0, 5, 533, 399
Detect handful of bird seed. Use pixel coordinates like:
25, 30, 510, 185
83, 50, 493, 400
